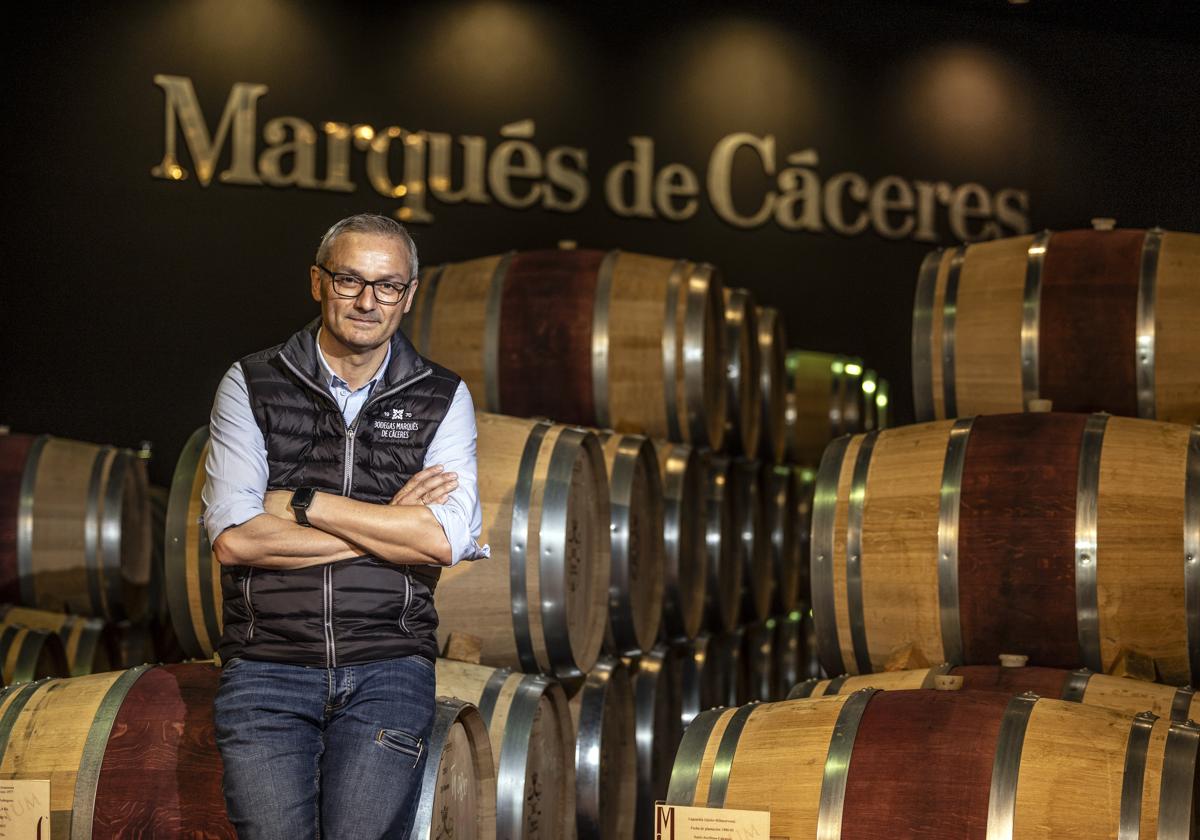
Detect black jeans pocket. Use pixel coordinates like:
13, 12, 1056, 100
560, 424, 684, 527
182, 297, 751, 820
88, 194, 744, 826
375, 728, 424, 767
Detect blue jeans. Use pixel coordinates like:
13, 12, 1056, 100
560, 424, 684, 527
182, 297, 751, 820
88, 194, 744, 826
214, 655, 435, 840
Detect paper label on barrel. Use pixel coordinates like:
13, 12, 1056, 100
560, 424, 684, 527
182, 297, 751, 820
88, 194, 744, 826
0, 780, 50, 839
654, 802, 772, 840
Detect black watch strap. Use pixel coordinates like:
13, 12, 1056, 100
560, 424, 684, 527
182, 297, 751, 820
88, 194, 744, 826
290, 487, 317, 527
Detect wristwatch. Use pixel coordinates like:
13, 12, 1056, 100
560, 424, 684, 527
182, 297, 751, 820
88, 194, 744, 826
290, 487, 318, 527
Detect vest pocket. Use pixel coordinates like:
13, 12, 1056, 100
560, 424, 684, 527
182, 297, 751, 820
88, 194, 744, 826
398, 571, 413, 635
242, 569, 256, 641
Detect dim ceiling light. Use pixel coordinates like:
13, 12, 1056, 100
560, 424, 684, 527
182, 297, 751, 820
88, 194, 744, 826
877, 395, 890, 408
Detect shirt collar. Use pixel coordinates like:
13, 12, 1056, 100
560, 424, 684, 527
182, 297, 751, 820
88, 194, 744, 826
315, 327, 392, 394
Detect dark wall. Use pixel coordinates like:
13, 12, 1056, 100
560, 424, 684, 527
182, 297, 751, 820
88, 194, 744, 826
4, 1, 1198, 485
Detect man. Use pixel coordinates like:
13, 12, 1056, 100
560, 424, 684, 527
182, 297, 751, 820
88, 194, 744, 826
202, 212, 488, 839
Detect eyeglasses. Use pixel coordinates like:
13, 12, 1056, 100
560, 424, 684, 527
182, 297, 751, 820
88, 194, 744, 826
316, 264, 413, 305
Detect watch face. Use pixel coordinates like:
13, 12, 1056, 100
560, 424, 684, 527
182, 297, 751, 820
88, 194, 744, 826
293, 487, 316, 508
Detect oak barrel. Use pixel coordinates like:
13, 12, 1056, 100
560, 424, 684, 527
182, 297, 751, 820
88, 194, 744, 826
0, 432, 152, 620
654, 442, 706, 642
730, 458, 772, 623
811, 412, 1200, 686
708, 628, 748, 708
680, 634, 720, 730
164, 426, 222, 659
437, 413, 611, 680
790, 664, 1200, 723
0, 605, 113, 677
762, 464, 803, 614
435, 658, 575, 840
912, 227, 1200, 423
631, 643, 683, 840
784, 466, 816, 611
597, 433, 664, 657
668, 691, 1199, 839
774, 608, 820, 700
0, 663, 236, 838
722, 288, 762, 456
413, 698, 498, 840
570, 656, 636, 840
784, 352, 866, 465
743, 620, 776, 702
755, 305, 788, 463
409, 249, 728, 449
0, 625, 68, 685
701, 455, 740, 633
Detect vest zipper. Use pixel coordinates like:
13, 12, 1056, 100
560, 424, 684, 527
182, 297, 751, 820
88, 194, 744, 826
243, 569, 256, 641
278, 351, 434, 669
324, 565, 335, 667
342, 367, 433, 497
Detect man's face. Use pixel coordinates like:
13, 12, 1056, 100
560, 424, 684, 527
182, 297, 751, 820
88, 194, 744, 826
309, 232, 417, 354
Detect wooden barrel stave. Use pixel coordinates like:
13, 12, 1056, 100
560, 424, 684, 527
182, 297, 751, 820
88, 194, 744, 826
654, 442, 706, 642
812, 413, 1198, 686
435, 658, 575, 840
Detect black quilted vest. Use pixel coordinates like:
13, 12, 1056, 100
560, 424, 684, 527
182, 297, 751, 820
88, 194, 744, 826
217, 319, 461, 667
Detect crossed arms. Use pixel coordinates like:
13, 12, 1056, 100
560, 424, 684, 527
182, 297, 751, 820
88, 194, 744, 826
203, 363, 489, 572
211, 466, 461, 570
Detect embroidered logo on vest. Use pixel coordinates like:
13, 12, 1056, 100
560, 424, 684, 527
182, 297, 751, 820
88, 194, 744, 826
374, 406, 420, 440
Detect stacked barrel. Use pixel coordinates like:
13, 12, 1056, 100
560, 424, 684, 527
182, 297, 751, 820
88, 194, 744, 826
0, 430, 166, 686
662, 223, 1200, 839
396, 243, 877, 838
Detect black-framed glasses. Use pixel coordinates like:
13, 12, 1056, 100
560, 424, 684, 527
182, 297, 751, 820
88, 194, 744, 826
316, 264, 413, 305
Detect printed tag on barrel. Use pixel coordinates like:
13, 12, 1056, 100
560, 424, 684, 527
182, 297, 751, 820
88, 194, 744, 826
654, 802, 772, 840
0, 780, 50, 839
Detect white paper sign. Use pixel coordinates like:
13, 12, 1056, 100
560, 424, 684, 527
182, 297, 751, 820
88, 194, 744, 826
653, 802, 771, 840
0, 780, 50, 839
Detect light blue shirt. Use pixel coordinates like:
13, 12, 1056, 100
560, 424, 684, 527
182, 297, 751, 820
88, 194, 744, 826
201, 332, 489, 565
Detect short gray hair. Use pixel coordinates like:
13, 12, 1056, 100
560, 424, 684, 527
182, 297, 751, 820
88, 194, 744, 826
314, 213, 419, 279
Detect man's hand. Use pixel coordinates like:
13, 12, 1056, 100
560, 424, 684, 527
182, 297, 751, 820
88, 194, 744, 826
390, 465, 458, 507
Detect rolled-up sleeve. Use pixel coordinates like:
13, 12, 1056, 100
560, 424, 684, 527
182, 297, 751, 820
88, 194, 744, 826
425, 380, 490, 564
201, 363, 269, 539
